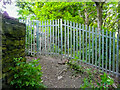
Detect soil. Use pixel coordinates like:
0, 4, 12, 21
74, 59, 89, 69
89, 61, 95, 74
26, 55, 119, 88
26, 55, 85, 88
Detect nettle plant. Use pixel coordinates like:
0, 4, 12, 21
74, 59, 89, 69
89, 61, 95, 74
97, 73, 114, 88
9, 57, 46, 89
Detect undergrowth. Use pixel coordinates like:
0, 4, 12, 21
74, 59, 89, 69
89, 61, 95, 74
67, 59, 115, 88
9, 57, 46, 89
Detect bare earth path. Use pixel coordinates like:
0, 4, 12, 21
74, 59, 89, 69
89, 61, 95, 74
26, 55, 83, 88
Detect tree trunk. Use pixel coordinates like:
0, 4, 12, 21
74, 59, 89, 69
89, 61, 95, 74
118, 1, 120, 79
84, 3, 89, 26
118, 1, 120, 35
95, 2, 103, 31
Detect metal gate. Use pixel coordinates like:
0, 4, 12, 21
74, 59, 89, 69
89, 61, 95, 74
20, 19, 120, 77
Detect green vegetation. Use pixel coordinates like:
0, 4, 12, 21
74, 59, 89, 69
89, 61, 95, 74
9, 57, 46, 89
16, 2, 119, 32
15, 1, 119, 88
97, 73, 114, 88
67, 59, 115, 88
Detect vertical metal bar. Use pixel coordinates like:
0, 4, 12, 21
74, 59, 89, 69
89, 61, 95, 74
53, 20, 54, 54
116, 34, 119, 77
42, 21, 43, 55
58, 19, 59, 54
113, 32, 115, 74
28, 20, 30, 55
45, 21, 46, 55
95, 28, 97, 66
67, 20, 69, 57
105, 31, 108, 72
73, 22, 75, 58
102, 29, 104, 71
31, 21, 33, 55
82, 24, 84, 61
76, 23, 78, 57
25, 20, 28, 54
109, 31, 112, 73
64, 20, 66, 57
99, 29, 101, 69
29, 20, 31, 55
89, 26, 91, 64
79, 24, 81, 62
85, 25, 87, 62
47, 20, 49, 55
38, 21, 40, 55
36, 21, 39, 56
39, 21, 41, 55
92, 27, 94, 65
60, 19, 63, 60
55, 20, 57, 55
50, 20, 51, 55
33, 21, 35, 56
70, 21, 72, 58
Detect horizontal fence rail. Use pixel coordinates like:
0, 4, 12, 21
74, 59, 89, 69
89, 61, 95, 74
19, 19, 120, 77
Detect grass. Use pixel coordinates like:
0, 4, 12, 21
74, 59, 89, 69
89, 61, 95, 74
66, 59, 116, 88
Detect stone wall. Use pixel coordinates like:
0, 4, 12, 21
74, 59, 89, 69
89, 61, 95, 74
0, 13, 2, 90
1, 15, 26, 87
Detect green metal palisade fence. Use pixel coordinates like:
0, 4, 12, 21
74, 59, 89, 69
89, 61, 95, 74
20, 19, 120, 77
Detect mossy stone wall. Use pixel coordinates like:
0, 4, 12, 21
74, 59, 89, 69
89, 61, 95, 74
0, 13, 2, 90
2, 16, 26, 86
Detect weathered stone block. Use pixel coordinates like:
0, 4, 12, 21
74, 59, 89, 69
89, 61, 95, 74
2, 15, 26, 87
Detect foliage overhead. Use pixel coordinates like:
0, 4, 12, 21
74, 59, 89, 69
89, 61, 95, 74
16, 1, 118, 31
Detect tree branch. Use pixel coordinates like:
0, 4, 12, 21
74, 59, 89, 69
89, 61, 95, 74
101, 0, 107, 7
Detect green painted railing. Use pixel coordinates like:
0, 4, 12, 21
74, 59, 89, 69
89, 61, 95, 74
20, 19, 120, 77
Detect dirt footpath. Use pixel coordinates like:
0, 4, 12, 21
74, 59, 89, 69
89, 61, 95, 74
26, 55, 83, 88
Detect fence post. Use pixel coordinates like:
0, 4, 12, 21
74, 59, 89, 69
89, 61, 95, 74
25, 19, 27, 55
116, 34, 119, 77
92, 27, 94, 65
113, 32, 115, 74
36, 21, 39, 56
55, 20, 57, 55
39, 21, 41, 55
76, 23, 78, 57
70, 21, 72, 58
102, 29, 104, 71
60, 19, 63, 60
95, 28, 97, 66
50, 20, 51, 55
47, 20, 49, 55
85, 25, 88, 62
99, 29, 101, 69
31, 21, 33, 56
105, 30, 108, 73
53, 20, 54, 54
67, 20, 69, 57
79, 24, 81, 63
82, 24, 84, 61
109, 31, 112, 74
45, 21, 46, 55
64, 20, 66, 57
28, 20, 31, 55
73, 22, 75, 58
58, 19, 60, 55
88, 26, 91, 64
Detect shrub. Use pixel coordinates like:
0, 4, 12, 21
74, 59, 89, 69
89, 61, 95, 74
97, 73, 114, 88
9, 57, 46, 89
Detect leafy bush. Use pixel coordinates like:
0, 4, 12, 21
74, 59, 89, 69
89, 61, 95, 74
97, 73, 114, 88
80, 78, 94, 88
9, 57, 46, 89
68, 59, 115, 88
80, 72, 114, 88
